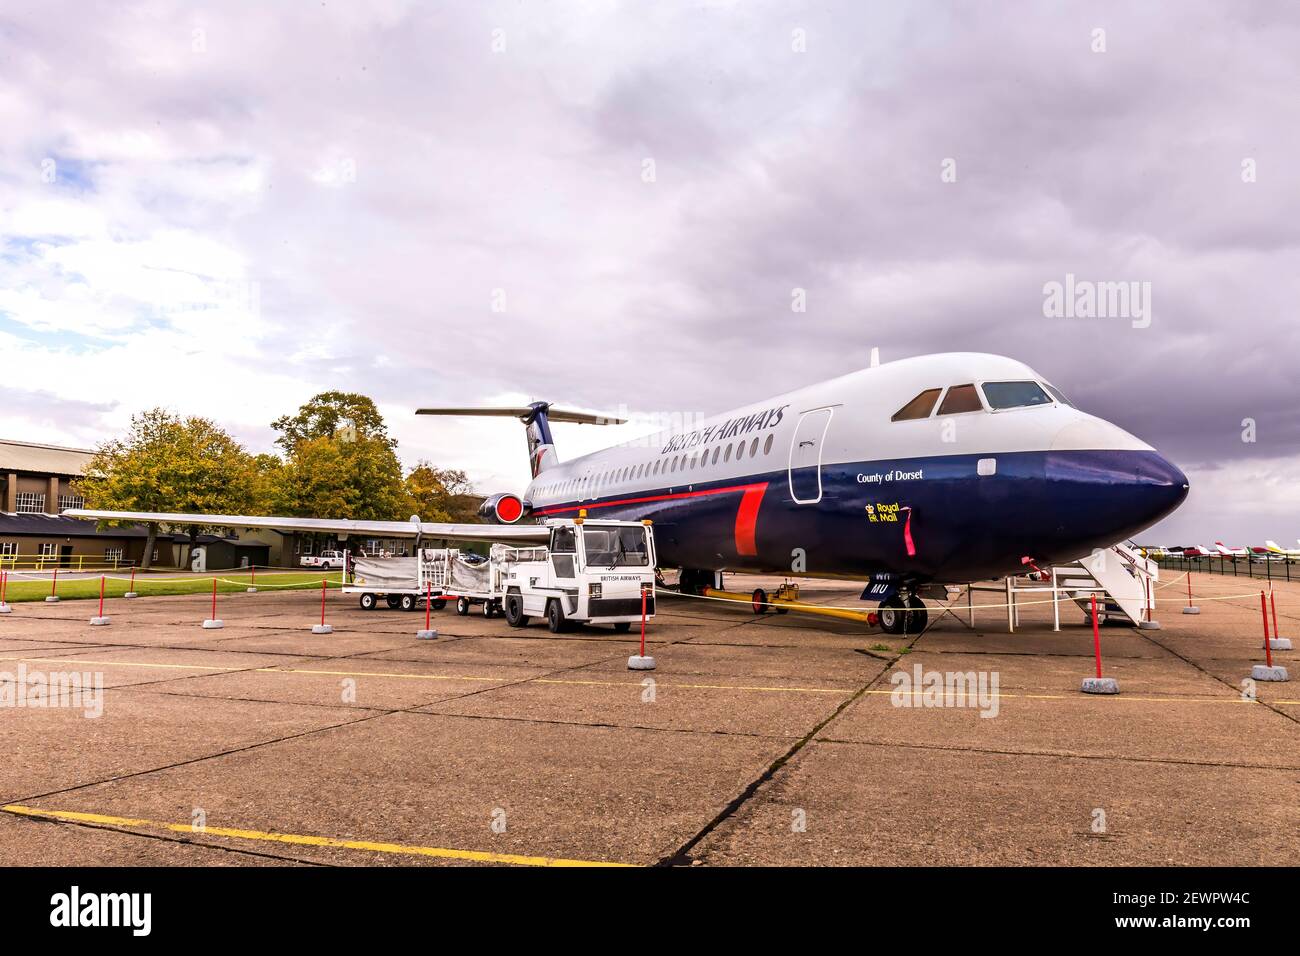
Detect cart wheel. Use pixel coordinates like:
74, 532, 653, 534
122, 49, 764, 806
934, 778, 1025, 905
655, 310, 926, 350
431, 598, 446, 611
482, 600, 495, 619
385, 594, 401, 610
751, 588, 769, 615
359, 593, 376, 611
613, 621, 632, 634
399, 594, 417, 612
456, 597, 470, 616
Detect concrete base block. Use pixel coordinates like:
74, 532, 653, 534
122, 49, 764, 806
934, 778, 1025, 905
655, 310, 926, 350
89, 616, 111, 626
311, 624, 333, 635
1268, 637, 1292, 651
246, 587, 258, 594
627, 655, 656, 670
0, 603, 10, 614
124, 592, 138, 599
1251, 664, 1289, 682
1182, 606, 1200, 614
44, 595, 60, 603
201, 619, 224, 629
416, 629, 438, 640
1137, 620, 1161, 630
1080, 676, 1120, 694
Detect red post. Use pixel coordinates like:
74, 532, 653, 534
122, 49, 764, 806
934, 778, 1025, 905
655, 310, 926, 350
1270, 590, 1280, 639
320, 578, 328, 626
129, 566, 136, 592
211, 576, 218, 622
51, 567, 58, 598
251, 565, 256, 588
640, 585, 648, 658
1186, 573, 1193, 608
98, 575, 105, 618
1, 570, 6, 603
1091, 593, 1103, 678
425, 580, 432, 631
1261, 591, 1273, 667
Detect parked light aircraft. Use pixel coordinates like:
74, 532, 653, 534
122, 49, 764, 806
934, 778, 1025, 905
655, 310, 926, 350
71, 352, 1188, 633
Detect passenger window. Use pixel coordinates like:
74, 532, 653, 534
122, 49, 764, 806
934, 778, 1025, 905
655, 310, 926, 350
763, 434, 773, 455
736, 441, 745, 461
982, 381, 1051, 410
749, 437, 759, 458
891, 388, 942, 421
937, 384, 983, 415
712, 447, 720, 465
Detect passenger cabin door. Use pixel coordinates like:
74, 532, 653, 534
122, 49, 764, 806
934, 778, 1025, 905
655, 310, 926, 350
788, 407, 834, 504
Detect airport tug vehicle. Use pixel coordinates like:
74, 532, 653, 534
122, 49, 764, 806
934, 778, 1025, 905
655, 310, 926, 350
347, 517, 657, 634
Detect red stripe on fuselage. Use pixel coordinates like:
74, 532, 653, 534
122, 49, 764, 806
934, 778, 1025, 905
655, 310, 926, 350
734, 484, 767, 556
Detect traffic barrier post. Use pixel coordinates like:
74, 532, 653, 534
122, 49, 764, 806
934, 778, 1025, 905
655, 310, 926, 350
1080, 593, 1119, 694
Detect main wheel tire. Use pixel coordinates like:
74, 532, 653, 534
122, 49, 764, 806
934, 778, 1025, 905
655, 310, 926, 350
878, 596, 907, 635
752, 587, 769, 615
906, 595, 928, 632
613, 621, 632, 634
359, 592, 377, 611
546, 599, 567, 634
456, 597, 470, 616
399, 594, 417, 612
385, 594, 401, 610
504, 593, 528, 628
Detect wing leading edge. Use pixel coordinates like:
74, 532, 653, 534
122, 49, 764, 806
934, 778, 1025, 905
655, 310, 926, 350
64, 509, 551, 545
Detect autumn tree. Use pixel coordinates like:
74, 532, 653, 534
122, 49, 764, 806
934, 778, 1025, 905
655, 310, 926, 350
76, 409, 264, 568
270, 394, 407, 521
404, 462, 479, 523
271, 392, 395, 454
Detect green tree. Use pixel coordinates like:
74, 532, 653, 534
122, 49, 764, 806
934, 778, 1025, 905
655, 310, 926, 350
75, 409, 262, 569
404, 462, 479, 523
271, 391, 395, 454
272, 437, 407, 521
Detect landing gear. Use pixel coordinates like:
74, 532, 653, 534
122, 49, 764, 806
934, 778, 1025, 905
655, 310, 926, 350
677, 568, 720, 595
878, 594, 928, 635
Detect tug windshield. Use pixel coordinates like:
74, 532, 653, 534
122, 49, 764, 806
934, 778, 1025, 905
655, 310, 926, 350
581, 526, 650, 567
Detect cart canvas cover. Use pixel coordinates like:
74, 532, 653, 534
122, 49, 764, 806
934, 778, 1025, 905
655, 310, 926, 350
352, 556, 418, 590
448, 553, 491, 592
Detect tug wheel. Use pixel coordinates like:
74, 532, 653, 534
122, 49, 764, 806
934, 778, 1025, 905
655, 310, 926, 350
751, 588, 769, 615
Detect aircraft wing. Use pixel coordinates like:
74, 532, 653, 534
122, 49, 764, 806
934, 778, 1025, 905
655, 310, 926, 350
64, 509, 551, 545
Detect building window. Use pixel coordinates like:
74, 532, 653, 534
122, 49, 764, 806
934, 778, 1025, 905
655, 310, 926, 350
15, 492, 46, 514
105, 547, 124, 563
151, 548, 159, 562
39, 543, 57, 558
58, 495, 85, 512
0, 542, 15, 558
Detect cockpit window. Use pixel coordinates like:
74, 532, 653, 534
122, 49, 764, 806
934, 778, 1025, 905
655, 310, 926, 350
1042, 383, 1073, 407
981, 381, 1052, 410
891, 388, 942, 422
937, 384, 983, 415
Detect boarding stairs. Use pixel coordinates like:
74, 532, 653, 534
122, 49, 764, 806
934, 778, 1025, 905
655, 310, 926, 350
968, 543, 1159, 632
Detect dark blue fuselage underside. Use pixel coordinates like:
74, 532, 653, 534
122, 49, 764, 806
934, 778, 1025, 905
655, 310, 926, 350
533, 449, 1187, 583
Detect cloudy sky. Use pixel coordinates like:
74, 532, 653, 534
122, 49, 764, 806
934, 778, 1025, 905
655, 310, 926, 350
2, 0, 1298, 543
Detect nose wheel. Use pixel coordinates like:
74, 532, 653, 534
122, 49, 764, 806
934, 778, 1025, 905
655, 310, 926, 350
878, 595, 928, 635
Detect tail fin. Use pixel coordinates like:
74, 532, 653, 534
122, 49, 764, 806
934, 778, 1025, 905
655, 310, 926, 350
415, 403, 626, 478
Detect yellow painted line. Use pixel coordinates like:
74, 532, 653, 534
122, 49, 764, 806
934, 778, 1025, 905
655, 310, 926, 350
4, 655, 1294, 703
1, 804, 631, 868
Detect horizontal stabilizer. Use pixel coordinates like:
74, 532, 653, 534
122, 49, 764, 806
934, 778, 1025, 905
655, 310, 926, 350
415, 405, 626, 425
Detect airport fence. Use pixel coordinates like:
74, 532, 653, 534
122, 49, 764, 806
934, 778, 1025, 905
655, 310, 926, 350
1155, 555, 1295, 583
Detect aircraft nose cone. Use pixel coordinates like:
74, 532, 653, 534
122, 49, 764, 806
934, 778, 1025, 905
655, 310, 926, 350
1138, 452, 1190, 524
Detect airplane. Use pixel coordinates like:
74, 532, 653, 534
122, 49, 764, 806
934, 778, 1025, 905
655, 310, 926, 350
71, 352, 1189, 635
1264, 540, 1300, 559
1214, 541, 1249, 558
